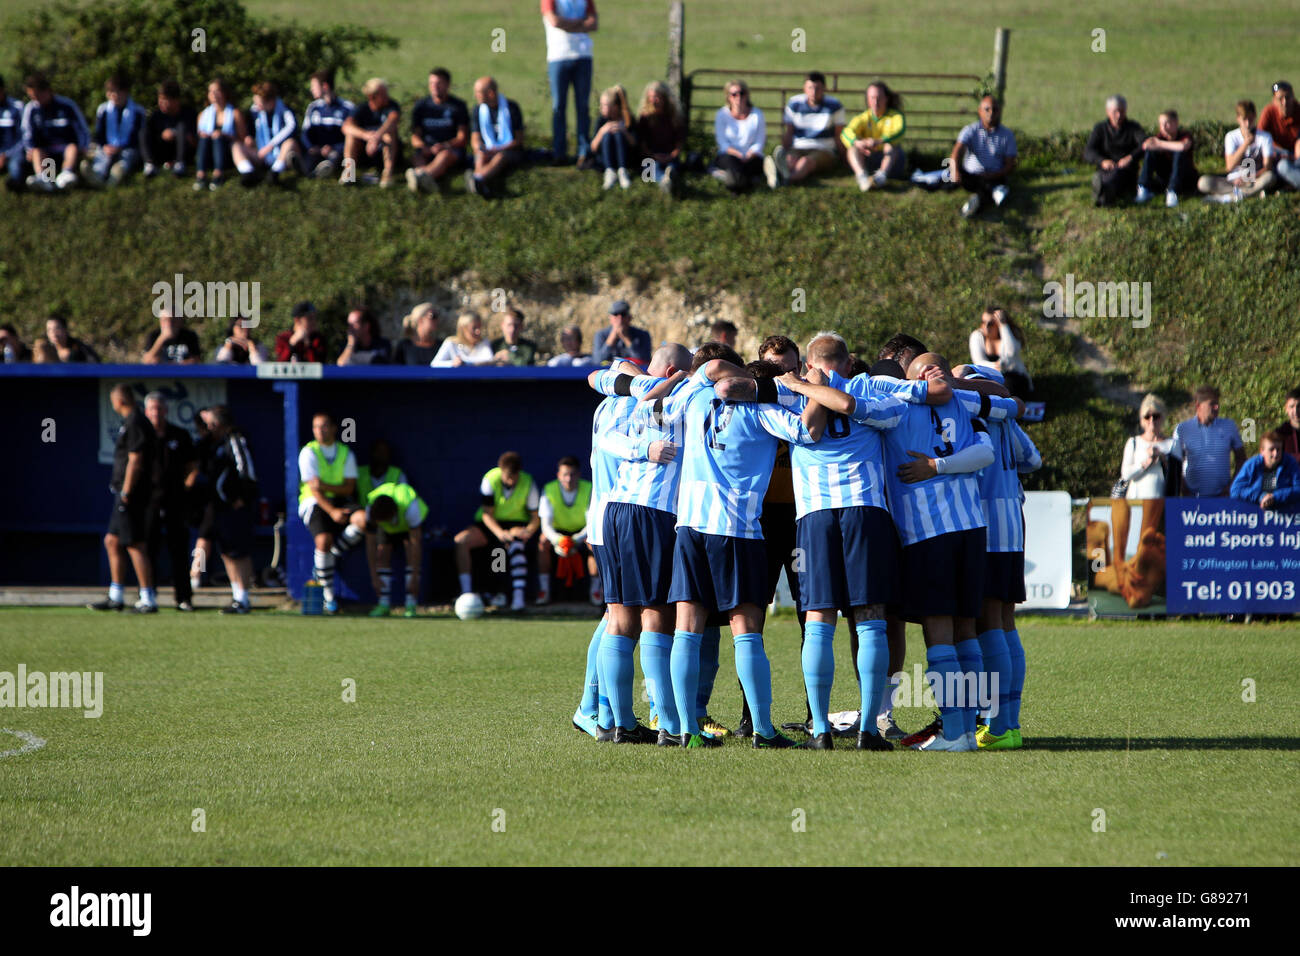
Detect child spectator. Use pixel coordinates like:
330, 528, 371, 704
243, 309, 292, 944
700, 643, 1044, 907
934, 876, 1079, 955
244, 81, 299, 186
635, 81, 685, 195
1, 324, 31, 362
1230, 432, 1299, 511
1197, 100, 1276, 201
1136, 108, 1197, 207
300, 71, 353, 178
491, 308, 538, 366
589, 85, 634, 190
431, 312, 494, 367
141, 79, 197, 178
712, 79, 765, 193
83, 73, 145, 187
194, 77, 249, 191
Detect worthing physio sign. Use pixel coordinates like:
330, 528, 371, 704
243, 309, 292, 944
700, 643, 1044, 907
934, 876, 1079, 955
1167, 499, 1300, 614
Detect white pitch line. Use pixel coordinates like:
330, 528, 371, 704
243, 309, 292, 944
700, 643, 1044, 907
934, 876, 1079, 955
0, 728, 47, 758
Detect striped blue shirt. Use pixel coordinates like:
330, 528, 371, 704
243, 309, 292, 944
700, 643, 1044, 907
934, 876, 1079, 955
588, 393, 639, 546
605, 370, 712, 514
788, 370, 908, 518
783, 94, 847, 152
676, 387, 816, 538
21, 94, 90, 150
881, 396, 989, 546
1173, 416, 1243, 496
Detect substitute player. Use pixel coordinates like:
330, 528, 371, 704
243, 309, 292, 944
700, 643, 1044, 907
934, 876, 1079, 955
333, 479, 427, 617
537, 456, 598, 606
298, 412, 359, 614
454, 452, 539, 612
668, 345, 826, 749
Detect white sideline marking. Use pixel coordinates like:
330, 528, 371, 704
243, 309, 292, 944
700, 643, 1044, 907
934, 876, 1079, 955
0, 728, 47, 758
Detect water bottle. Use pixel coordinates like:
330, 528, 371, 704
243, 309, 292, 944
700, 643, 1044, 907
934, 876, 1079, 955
3, 345, 13, 364
301, 580, 324, 615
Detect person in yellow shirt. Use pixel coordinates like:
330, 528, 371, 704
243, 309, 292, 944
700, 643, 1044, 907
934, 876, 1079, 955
841, 81, 907, 191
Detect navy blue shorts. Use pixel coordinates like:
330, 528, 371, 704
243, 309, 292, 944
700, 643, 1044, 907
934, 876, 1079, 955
601, 502, 676, 607
983, 550, 1026, 604
591, 543, 612, 594
668, 527, 769, 612
901, 527, 987, 621
796, 506, 898, 611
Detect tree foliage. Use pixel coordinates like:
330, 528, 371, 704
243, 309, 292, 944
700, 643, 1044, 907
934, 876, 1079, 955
8, 0, 396, 110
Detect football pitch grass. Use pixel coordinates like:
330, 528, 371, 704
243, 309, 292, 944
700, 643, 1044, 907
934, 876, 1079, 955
1, 609, 1296, 866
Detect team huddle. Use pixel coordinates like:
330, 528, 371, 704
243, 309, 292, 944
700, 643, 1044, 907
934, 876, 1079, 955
573, 330, 1041, 751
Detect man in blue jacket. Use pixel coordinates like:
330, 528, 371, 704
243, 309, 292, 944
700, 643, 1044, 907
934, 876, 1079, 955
1230, 431, 1300, 512
83, 73, 146, 186
21, 71, 90, 191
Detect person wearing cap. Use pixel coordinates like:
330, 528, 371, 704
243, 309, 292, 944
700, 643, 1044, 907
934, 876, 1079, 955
1260, 80, 1300, 191
275, 302, 330, 363
590, 300, 651, 365
394, 303, 443, 365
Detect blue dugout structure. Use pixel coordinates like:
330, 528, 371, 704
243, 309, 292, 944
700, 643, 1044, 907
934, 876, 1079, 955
0, 363, 596, 602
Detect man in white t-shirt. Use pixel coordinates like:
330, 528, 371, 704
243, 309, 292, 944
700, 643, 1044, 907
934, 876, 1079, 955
540, 0, 598, 166
1197, 100, 1277, 200
298, 412, 360, 614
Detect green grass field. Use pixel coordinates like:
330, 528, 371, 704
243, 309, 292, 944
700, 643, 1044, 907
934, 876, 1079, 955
1, 608, 1296, 865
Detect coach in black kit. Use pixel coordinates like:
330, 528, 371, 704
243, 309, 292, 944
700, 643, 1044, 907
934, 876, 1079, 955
144, 391, 199, 611
89, 385, 159, 612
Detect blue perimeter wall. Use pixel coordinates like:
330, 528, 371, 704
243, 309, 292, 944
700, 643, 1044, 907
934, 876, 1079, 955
0, 364, 597, 602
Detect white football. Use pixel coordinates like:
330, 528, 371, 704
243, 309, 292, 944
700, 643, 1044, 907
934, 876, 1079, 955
454, 592, 485, 620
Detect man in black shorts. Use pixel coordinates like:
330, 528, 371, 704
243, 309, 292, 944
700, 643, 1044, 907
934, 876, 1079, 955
297, 412, 360, 614
406, 67, 469, 194
201, 405, 260, 614
342, 78, 401, 187
90, 385, 158, 613
144, 392, 198, 612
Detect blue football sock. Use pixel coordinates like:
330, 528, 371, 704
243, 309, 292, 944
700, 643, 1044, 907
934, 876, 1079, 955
954, 638, 983, 738
580, 617, 607, 718
802, 620, 836, 735
671, 630, 703, 736
734, 633, 775, 739
926, 645, 964, 742
640, 632, 677, 735
598, 632, 637, 729
854, 619, 888, 732
977, 628, 1012, 735
695, 626, 721, 719
1005, 627, 1025, 729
